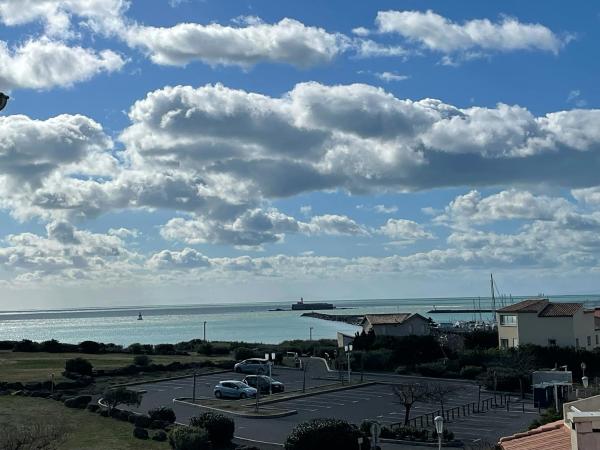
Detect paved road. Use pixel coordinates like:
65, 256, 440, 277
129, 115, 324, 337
129, 359, 538, 447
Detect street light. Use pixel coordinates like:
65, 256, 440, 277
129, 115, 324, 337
434, 415, 444, 450
309, 327, 313, 341
203, 321, 207, 342
581, 362, 587, 378
265, 352, 276, 395
583, 376, 589, 388
344, 344, 353, 383
0, 93, 8, 112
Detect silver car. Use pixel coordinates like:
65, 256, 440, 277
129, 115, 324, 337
214, 380, 257, 399
234, 358, 269, 374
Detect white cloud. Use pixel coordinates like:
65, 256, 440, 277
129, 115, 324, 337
303, 214, 368, 236
123, 18, 348, 68
567, 89, 587, 108
0, 0, 129, 37
374, 204, 399, 214
0, 38, 125, 91
436, 190, 574, 225
352, 27, 370, 37
379, 218, 433, 244
147, 248, 210, 270
376, 10, 566, 55
375, 71, 410, 82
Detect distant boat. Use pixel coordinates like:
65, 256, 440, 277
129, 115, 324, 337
137, 312, 143, 320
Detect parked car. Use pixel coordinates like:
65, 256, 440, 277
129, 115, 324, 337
242, 375, 285, 394
213, 380, 257, 399
234, 358, 269, 374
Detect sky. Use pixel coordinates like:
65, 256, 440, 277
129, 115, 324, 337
1, 0, 600, 309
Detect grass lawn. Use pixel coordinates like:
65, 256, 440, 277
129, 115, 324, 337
0, 351, 230, 383
0, 395, 168, 449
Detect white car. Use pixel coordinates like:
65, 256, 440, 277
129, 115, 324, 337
214, 380, 257, 399
234, 358, 269, 374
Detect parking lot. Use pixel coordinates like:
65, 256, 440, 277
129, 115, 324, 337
129, 361, 539, 446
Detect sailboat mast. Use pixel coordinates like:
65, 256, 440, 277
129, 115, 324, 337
491, 273, 496, 322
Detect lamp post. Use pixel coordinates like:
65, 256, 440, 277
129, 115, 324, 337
434, 415, 444, 450
309, 327, 313, 341
581, 362, 587, 378
344, 344, 353, 384
203, 321, 207, 342
0, 93, 8, 112
265, 352, 275, 395
192, 371, 197, 403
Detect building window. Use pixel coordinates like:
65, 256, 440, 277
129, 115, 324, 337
500, 315, 517, 326
588, 336, 592, 346
576, 338, 580, 348
548, 339, 557, 346
500, 339, 509, 349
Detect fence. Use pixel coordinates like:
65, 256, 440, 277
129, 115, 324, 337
393, 393, 520, 429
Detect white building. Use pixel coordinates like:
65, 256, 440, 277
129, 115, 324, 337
360, 313, 431, 337
496, 299, 599, 349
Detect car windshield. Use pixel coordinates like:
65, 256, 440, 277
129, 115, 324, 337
233, 381, 248, 388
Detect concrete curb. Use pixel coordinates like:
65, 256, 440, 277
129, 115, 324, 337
173, 397, 298, 418
380, 438, 463, 447
111, 369, 231, 388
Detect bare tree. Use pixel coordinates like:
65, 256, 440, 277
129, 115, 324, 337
0, 419, 68, 450
392, 383, 431, 425
429, 383, 463, 417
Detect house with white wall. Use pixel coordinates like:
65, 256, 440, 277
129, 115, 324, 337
496, 299, 599, 349
360, 313, 431, 337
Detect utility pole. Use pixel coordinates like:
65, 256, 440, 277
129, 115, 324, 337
203, 321, 207, 342
309, 327, 313, 341
491, 274, 496, 323
192, 372, 197, 403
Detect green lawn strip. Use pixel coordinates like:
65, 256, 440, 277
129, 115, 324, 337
0, 351, 228, 383
0, 395, 167, 450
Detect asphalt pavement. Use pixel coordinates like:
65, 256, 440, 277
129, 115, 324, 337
127, 359, 538, 447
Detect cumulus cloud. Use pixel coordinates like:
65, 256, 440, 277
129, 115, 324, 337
123, 18, 348, 68
375, 71, 410, 82
303, 214, 368, 236
436, 190, 574, 225
0, 39, 125, 91
0, 0, 128, 37
378, 218, 433, 244
147, 248, 210, 270
376, 10, 567, 54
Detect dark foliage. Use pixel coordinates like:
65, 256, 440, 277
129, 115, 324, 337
133, 427, 149, 440
168, 426, 210, 450
149, 406, 176, 424
79, 341, 104, 354
134, 354, 152, 367
189, 412, 235, 446
65, 357, 93, 375
284, 418, 363, 450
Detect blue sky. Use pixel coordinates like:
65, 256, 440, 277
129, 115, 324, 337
1, 1, 600, 308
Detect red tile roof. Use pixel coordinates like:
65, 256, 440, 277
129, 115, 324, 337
499, 420, 570, 450
362, 313, 427, 325
497, 299, 549, 313
538, 303, 582, 317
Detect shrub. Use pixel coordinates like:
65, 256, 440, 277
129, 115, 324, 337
460, 365, 484, 379
155, 344, 176, 355
65, 357, 93, 376
134, 354, 152, 367
63, 395, 92, 409
133, 414, 152, 429
86, 404, 100, 413
128, 343, 144, 354
415, 361, 452, 378
284, 418, 362, 450
103, 387, 143, 412
13, 340, 40, 352
133, 427, 149, 440
168, 426, 210, 450
152, 430, 168, 442
234, 347, 256, 361
432, 428, 455, 442
149, 407, 176, 424
189, 412, 234, 446
40, 339, 63, 353
79, 340, 103, 354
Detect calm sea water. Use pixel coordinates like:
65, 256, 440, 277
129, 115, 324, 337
1, 296, 599, 345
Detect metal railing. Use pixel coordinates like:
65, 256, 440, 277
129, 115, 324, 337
393, 393, 518, 429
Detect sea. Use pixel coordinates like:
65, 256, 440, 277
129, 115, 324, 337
1, 295, 599, 345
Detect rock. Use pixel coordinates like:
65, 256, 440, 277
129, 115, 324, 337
63, 395, 92, 409
87, 404, 100, 413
